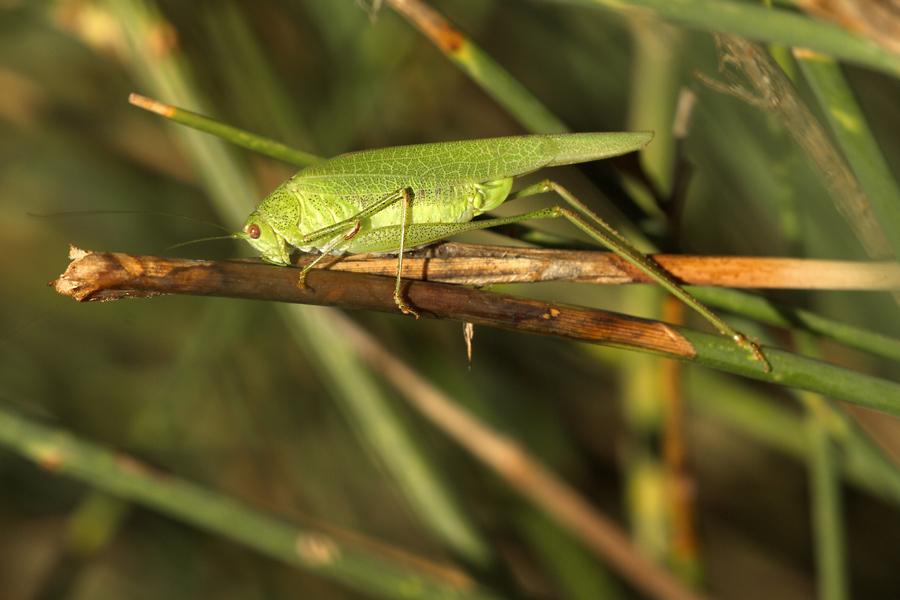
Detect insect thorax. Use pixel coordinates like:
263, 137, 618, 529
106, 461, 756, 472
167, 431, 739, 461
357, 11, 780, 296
255, 184, 300, 236
255, 177, 514, 254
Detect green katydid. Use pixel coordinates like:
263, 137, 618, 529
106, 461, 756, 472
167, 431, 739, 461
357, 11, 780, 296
238, 132, 769, 370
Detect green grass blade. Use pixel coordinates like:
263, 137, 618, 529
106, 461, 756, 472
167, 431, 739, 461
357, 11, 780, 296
129, 94, 325, 168
542, 0, 900, 76
689, 286, 900, 362
678, 327, 900, 415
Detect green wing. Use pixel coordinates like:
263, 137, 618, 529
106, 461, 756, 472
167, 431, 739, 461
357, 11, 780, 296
291, 132, 652, 196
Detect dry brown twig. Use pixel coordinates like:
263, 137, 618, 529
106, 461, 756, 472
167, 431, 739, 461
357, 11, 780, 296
52, 245, 701, 360
54, 242, 900, 296
52, 242, 899, 361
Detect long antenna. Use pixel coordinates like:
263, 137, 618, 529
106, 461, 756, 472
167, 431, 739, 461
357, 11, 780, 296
29, 210, 235, 235
165, 234, 242, 252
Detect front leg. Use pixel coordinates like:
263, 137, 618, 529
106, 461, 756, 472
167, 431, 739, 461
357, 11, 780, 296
296, 220, 362, 289
292, 189, 423, 319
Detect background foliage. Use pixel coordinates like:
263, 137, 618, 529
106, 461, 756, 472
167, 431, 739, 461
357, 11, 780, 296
2, 1, 900, 599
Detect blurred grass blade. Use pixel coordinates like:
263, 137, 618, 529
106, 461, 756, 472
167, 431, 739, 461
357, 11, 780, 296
794, 50, 900, 260
282, 305, 492, 565
540, 0, 900, 76
696, 35, 892, 260
691, 370, 900, 507
793, 1, 900, 56
106, 0, 255, 224
0, 404, 505, 600
804, 399, 850, 600
518, 508, 627, 600
386, 0, 569, 134
623, 27, 703, 581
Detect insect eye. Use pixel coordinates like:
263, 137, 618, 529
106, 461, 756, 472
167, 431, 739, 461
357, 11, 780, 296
247, 224, 261, 239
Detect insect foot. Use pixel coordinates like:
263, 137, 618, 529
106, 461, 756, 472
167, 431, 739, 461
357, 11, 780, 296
296, 269, 310, 291
394, 293, 420, 319
735, 333, 771, 373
